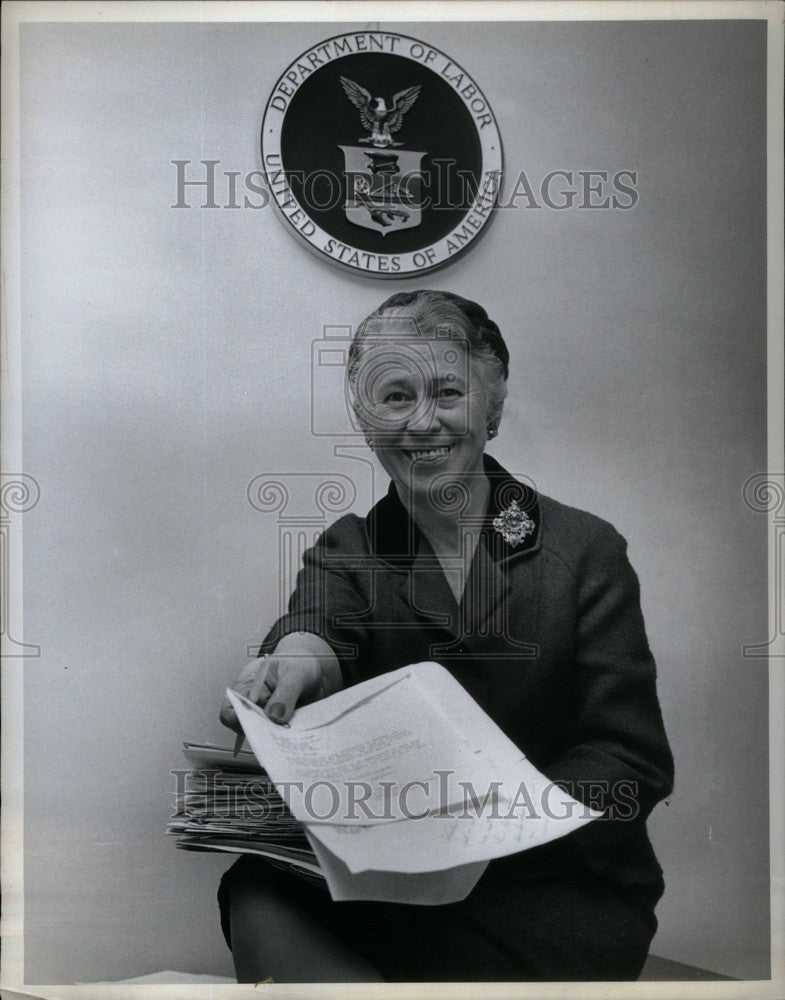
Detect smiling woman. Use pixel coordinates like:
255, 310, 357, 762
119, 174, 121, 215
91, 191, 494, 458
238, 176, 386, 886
217, 290, 674, 983
346, 291, 509, 600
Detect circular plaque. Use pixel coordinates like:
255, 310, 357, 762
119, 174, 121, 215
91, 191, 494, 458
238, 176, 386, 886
262, 31, 503, 278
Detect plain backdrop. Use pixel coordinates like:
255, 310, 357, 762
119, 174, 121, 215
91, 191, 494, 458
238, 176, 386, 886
18, 18, 768, 983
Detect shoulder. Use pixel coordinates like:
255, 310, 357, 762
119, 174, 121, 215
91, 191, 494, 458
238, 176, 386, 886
313, 512, 370, 555
538, 493, 628, 576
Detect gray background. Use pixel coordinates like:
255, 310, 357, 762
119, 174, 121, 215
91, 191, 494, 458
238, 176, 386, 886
20, 19, 769, 983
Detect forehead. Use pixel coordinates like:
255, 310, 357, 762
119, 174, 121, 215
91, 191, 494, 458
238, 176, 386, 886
354, 328, 472, 382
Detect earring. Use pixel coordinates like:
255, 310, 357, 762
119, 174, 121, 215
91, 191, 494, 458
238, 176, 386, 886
487, 422, 498, 439
365, 435, 375, 451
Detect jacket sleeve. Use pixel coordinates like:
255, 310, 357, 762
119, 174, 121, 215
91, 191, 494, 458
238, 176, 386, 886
256, 518, 371, 687
543, 523, 674, 823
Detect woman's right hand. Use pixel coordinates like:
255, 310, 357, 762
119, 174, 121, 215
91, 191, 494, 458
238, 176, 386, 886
220, 632, 342, 729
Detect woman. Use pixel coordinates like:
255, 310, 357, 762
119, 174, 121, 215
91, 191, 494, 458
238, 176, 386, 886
218, 290, 674, 983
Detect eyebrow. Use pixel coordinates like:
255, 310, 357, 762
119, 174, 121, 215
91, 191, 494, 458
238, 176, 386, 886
374, 375, 413, 392
373, 372, 466, 393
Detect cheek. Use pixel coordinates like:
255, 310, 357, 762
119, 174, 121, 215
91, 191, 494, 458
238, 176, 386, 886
375, 444, 405, 468
463, 390, 491, 436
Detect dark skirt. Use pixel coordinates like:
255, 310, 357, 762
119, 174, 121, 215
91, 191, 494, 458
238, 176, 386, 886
217, 853, 662, 982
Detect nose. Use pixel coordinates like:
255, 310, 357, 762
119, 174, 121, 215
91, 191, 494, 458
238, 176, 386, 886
405, 398, 439, 433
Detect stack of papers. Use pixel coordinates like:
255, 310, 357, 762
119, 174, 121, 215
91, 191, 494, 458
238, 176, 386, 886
167, 742, 324, 882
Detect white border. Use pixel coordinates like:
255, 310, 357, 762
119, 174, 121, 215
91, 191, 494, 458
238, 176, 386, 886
1, 3, 783, 999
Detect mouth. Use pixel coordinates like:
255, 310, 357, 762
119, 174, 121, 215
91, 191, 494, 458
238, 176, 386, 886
403, 444, 455, 462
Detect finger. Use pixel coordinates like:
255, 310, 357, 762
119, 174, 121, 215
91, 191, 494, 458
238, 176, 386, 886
248, 657, 275, 706
223, 656, 273, 733
219, 700, 242, 734
265, 669, 307, 724
235, 657, 265, 693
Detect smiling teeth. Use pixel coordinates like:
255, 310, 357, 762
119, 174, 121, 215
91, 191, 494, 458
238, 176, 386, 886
409, 446, 452, 459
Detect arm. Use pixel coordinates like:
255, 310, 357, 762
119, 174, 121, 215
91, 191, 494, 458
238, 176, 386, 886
544, 524, 674, 821
221, 521, 370, 728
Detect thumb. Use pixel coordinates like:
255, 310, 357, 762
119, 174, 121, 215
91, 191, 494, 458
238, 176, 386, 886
219, 698, 241, 733
265, 668, 307, 724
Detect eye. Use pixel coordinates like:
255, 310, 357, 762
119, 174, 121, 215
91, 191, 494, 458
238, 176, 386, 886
383, 390, 411, 404
438, 387, 462, 399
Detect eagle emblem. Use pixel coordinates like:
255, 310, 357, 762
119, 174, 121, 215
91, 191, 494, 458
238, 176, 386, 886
339, 77, 422, 149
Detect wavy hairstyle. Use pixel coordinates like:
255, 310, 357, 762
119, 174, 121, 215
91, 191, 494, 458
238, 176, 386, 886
346, 289, 509, 430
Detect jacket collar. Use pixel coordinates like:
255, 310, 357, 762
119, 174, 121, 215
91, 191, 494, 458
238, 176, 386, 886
365, 453, 541, 567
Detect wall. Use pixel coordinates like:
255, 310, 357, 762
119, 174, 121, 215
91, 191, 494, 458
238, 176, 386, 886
19, 18, 769, 983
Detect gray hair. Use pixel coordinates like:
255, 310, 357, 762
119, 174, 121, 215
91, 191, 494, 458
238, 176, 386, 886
347, 290, 509, 429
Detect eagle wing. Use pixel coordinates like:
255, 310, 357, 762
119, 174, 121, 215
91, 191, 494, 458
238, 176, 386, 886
386, 85, 422, 133
339, 77, 375, 132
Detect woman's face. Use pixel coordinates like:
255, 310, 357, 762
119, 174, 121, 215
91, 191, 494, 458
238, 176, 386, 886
354, 325, 492, 497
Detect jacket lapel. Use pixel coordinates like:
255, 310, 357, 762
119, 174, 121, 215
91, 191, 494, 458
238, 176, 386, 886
458, 534, 510, 637
409, 541, 460, 635
366, 455, 542, 644
367, 489, 459, 634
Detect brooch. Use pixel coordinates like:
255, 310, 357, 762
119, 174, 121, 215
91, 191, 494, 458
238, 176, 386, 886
492, 500, 535, 547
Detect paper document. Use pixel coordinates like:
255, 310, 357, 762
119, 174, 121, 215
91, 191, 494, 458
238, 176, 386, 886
226, 661, 600, 883
303, 830, 489, 905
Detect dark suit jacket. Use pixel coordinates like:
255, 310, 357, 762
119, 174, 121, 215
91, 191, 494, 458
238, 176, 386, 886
260, 454, 674, 894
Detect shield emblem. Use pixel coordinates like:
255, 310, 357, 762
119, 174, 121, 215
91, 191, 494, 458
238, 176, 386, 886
339, 145, 425, 235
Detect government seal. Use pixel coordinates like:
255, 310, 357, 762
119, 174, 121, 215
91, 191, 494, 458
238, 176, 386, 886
262, 31, 503, 278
